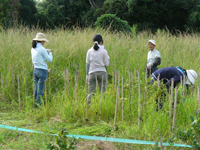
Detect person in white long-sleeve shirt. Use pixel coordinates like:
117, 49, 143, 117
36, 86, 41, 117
86, 34, 110, 104
146, 39, 161, 77
31, 33, 53, 107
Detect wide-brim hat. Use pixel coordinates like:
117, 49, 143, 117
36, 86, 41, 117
148, 39, 156, 46
186, 70, 198, 85
33, 33, 48, 42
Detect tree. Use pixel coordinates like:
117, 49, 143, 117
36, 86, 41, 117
62, 0, 95, 27
0, 0, 12, 26
36, 0, 65, 28
187, 5, 200, 31
18, 0, 37, 26
88, 0, 105, 8
95, 14, 132, 33
36, 0, 95, 28
95, 0, 131, 24
127, 0, 197, 31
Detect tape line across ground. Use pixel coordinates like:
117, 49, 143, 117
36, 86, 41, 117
0, 124, 192, 148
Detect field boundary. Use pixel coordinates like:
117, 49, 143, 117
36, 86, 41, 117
0, 124, 192, 148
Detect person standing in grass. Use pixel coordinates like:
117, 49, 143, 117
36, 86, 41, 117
146, 39, 161, 77
86, 34, 110, 104
31, 33, 53, 107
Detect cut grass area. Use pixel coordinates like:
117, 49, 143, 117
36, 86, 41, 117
0, 111, 192, 149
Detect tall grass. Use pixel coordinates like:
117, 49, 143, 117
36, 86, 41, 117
0, 27, 199, 149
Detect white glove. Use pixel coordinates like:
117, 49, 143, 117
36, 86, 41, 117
147, 63, 152, 69
86, 75, 89, 84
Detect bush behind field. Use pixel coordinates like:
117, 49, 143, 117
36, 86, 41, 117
0, 27, 199, 149
95, 14, 132, 33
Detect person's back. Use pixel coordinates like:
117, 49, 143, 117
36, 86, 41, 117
152, 67, 182, 81
87, 46, 109, 74
31, 43, 53, 70
86, 34, 109, 104
151, 67, 185, 90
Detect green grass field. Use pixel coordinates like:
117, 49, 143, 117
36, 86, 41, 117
0, 27, 199, 149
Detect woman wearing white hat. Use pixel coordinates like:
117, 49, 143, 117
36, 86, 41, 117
31, 33, 53, 107
146, 39, 161, 77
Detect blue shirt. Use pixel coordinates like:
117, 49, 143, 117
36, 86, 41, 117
31, 43, 53, 70
151, 67, 184, 89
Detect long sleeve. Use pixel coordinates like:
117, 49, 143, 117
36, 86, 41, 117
86, 50, 90, 64
42, 49, 53, 62
153, 57, 161, 66
86, 50, 90, 75
86, 63, 90, 75
104, 50, 109, 67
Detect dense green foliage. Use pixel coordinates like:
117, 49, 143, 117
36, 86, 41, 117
0, 0, 12, 26
2, 0, 200, 31
95, 14, 132, 33
47, 129, 77, 150
177, 114, 200, 149
18, 0, 37, 26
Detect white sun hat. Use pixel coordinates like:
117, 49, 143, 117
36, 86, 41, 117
148, 39, 156, 46
186, 70, 198, 85
33, 33, 48, 42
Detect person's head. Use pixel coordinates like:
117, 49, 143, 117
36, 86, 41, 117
185, 70, 198, 86
148, 39, 156, 51
93, 34, 103, 51
32, 33, 48, 48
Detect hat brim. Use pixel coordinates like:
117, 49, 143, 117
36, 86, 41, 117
148, 41, 156, 46
33, 38, 48, 42
186, 71, 196, 85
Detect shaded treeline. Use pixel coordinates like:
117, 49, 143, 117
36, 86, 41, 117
1, 0, 200, 32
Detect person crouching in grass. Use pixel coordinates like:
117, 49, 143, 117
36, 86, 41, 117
31, 33, 53, 108
149, 67, 198, 110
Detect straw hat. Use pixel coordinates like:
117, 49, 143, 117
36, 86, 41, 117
148, 39, 156, 46
186, 70, 198, 85
33, 33, 48, 42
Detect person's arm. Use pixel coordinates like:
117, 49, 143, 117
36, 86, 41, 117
148, 72, 158, 84
152, 57, 161, 67
86, 50, 90, 75
146, 52, 153, 69
152, 51, 161, 67
104, 50, 109, 67
42, 48, 53, 62
86, 63, 90, 75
